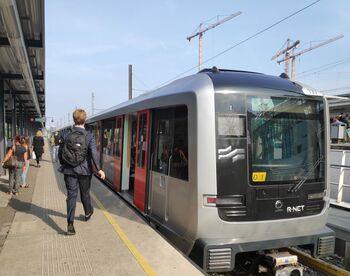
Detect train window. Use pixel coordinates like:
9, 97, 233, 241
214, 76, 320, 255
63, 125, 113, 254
248, 96, 325, 185
114, 117, 123, 158
137, 113, 147, 168
102, 119, 115, 182
151, 106, 188, 181
217, 115, 246, 137
170, 107, 188, 180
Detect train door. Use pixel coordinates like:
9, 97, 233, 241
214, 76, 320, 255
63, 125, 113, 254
113, 116, 123, 192
149, 109, 173, 221
134, 110, 150, 212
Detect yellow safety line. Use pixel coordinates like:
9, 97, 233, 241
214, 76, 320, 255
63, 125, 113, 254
91, 192, 156, 276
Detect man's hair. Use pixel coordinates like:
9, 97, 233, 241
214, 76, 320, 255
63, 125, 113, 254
36, 130, 43, 137
73, 109, 87, 125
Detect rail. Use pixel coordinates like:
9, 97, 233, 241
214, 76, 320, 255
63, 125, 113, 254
287, 247, 349, 276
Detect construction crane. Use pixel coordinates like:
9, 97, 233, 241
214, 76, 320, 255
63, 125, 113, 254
271, 39, 300, 78
272, 35, 344, 80
187, 11, 242, 71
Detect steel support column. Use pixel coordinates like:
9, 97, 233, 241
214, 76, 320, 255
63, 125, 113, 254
0, 78, 5, 174
11, 94, 16, 137
24, 113, 28, 136
19, 101, 23, 135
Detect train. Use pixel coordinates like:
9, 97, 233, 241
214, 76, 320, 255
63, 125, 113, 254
69, 68, 335, 274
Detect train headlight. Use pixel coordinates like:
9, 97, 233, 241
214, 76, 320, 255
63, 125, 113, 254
307, 191, 325, 200
204, 195, 245, 207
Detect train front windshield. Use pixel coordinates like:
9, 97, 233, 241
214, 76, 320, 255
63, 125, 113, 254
247, 96, 325, 185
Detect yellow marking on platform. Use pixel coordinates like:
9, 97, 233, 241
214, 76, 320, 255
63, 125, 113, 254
91, 192, 156, 276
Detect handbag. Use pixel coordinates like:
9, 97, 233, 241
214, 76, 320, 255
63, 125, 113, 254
32, 151, 36, 160
3, 147, 17, 169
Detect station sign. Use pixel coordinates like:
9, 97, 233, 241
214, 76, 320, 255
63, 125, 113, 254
34, 117, 46, 122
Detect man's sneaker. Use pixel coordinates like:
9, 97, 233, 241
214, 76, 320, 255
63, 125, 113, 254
67, 223, 75, 235
85, 211, 94, 221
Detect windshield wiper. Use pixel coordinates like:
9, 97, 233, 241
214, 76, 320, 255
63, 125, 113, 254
288, 155, 324, 193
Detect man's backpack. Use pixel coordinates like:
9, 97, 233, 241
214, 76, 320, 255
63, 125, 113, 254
60, 129, 88, 167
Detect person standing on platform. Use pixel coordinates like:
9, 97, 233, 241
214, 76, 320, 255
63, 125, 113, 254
2, 136, 27, 196
32, 130, 44, 167
21, 136, 31, 188
50, 134, 55, 151
58, 109, 105, 235
52, 131, 60, 162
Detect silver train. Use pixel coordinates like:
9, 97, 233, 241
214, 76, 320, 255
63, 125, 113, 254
82, 68, 334, 274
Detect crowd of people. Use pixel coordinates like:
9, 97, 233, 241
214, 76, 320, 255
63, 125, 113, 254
331, 112, 350, 125
1, 131, 45, 196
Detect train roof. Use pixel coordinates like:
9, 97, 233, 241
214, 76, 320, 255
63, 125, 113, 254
201, 68, 322, 97
87, 68, 322, 123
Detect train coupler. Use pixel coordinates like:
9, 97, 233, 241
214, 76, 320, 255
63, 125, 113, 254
258, 251, 303, 276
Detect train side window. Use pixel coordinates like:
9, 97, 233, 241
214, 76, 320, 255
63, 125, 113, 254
170, 106, 188, 181
151, 106, 188, 181
102, 119, 115, 156
137, 113, 147, 168
101, 118, 115, 181
114, 117, 123, 157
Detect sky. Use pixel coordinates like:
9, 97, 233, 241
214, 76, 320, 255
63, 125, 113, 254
46, 0, 350, 127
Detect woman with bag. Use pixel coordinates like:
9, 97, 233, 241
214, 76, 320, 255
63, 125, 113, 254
32, 130, 44, 167
21, 136, 31, 188
2, 136, 27, 196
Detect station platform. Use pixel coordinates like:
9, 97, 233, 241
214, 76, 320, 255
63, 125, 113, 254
0, 147, 202, 276
327, 206, 350, 270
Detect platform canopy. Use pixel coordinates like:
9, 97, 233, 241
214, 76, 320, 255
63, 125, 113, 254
0, 0, 45, 118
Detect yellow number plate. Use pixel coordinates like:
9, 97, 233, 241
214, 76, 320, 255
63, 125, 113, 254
252, 172, 266, 182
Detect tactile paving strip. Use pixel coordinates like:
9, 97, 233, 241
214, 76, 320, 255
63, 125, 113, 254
39, 154, 94, 276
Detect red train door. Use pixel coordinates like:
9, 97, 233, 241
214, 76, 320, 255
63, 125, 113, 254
114, 116, 123, 192
134, 110, 150, 212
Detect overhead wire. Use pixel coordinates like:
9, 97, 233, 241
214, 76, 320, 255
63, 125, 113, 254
154, 0, 322, 89
296, 57, 350, 79
320, 86, 350, 92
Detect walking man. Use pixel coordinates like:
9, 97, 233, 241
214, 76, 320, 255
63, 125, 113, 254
59, 109, 105, 235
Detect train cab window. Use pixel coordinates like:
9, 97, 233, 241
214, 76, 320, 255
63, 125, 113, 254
247, 96, 325, 184
151, 106, 188, 181
137, 113, 147, 168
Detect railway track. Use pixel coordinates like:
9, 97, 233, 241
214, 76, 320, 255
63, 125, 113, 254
287, 247, 349, 276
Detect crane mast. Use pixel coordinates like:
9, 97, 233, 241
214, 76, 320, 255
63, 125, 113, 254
187, 12, 242, 71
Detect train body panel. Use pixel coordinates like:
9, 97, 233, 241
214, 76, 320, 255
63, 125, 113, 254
80, 69, 334, 273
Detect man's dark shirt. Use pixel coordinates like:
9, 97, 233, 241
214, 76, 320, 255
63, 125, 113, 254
58, 126, 101, 175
